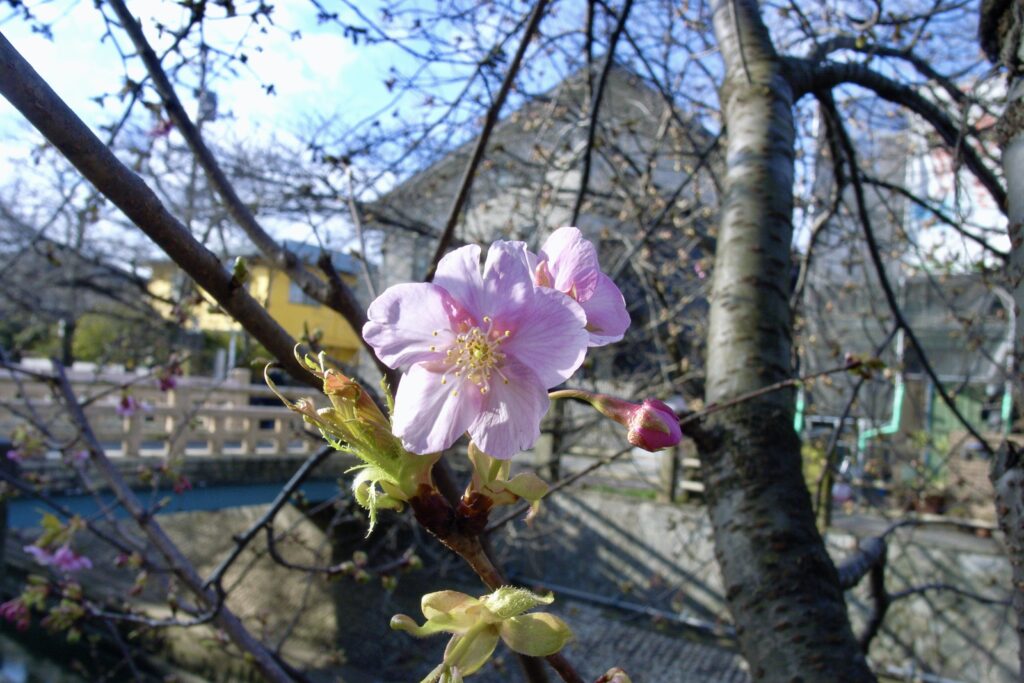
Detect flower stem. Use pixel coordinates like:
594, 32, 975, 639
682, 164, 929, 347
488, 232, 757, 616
410, 486, 584, 683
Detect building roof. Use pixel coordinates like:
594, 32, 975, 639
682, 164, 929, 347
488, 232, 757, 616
148, 239, 359, 276
363, 64, 716, 238
272, 239, 359, 275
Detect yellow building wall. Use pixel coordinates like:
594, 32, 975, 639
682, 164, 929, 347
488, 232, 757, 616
148, 262, 361, 362
263, 268, 361, 362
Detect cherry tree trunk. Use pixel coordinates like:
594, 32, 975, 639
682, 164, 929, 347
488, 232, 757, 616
981, 0, 1024, 677
696, 2, 875, 680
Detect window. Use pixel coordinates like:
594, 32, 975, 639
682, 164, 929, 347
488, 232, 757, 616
288, 280, 319, 307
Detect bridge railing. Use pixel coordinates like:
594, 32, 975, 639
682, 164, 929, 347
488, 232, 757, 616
0, 364, 317, 458
2, 361, 701, 499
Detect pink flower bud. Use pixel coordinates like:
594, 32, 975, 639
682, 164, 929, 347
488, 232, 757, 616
0, 599, 29, 631
559, 391, 682, 452
116, 395, 141, 417
623, 399, 683, 451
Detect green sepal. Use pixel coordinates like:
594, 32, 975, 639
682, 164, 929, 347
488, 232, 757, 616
439, 667, 464, 683
503, 472, 548, 502
266, 360, 441, 533
465, 445, 549, 518
351, 466, 405, 536
480, 586, 553, 620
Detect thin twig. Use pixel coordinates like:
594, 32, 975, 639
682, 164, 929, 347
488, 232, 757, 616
888, 582, 1010, 606
103, 0, 389, 381
820, 93, 995, 456
813, 326, 899, 525
345, 166, 378, 300
570, 0, 635, 225
489, 359, 871, 533
424, 0, 550, 280
50, 360, 295, 683
202, 446, 334, 590
0, 34, 316, 390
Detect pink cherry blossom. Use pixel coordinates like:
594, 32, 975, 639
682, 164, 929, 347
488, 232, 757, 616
50, 545, 93, 572
363, 241, 589, 459
116, 395, 151, 417
24, 544, 93, 573
23, 544, 50, 565
532, 227, 630, 347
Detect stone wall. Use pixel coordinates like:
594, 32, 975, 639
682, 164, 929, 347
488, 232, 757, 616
3, 486, 1012, 682
493, 490, 1015, 683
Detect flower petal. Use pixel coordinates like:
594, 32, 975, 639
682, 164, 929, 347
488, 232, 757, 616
581, 274, 630, 346
363, 284, 457, 368
444, 627, 500, 677
540, 227, 600, 302
434, 244, 485, 318
392, 363, 480, 454
422, 591, 481, 622
499, 613, 573, 657
467, 359, 549, 460
478, 240, 534, 321
500, 287, 588, 387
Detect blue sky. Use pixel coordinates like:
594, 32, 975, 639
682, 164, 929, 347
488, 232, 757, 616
0, 1, 1008, 268
0, 1, 414, 257
0, 1, 395, 151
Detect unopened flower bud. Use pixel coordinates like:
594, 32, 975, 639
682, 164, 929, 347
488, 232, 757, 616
596, 667, 632, 683
554, 391, 682, 452
624, 399, 682, 451
323, 369, 390, 431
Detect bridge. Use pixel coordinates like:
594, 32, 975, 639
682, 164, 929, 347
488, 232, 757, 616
0, 360, 702, 512
0, 363, 316, 460
0, 362, 360, 525
0, 363, 1013, 682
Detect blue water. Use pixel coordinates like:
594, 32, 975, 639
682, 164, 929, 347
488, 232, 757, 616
6, 480, 340, 528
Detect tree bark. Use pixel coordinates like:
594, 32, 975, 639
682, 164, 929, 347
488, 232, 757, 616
980, 1, 1024, 677
697, 2, 874, 680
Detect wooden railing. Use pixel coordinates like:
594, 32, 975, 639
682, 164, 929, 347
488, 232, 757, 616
0, 364, 317, 458
1, 362, 706, 501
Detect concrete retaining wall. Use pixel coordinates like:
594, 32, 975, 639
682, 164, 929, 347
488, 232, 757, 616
493, 490, 1015, 683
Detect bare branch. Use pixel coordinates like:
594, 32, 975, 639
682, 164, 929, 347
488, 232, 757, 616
424, 0, 550, 280
103, 0, 392, 381
0, 34, 316, 388
789, 58, 1007, 213
570, 0, 635, 225
51, 360, 295, 683
819, 92, 996, 456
